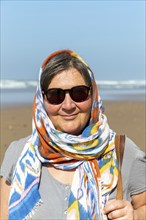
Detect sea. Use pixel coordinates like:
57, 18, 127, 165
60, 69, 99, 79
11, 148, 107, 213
0, 80, 146, 107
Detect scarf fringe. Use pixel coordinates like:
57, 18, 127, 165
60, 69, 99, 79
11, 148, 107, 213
24, 200, 43, 220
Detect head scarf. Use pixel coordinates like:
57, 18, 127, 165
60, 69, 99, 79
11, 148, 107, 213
8, 50, 118, 220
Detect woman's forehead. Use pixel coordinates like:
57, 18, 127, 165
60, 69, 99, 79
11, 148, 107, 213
48, 68, 87, 89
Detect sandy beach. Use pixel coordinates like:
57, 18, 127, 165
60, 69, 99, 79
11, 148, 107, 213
0, 101, 145, 165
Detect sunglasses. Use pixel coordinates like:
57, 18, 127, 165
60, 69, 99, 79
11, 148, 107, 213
43, 85, 91, 105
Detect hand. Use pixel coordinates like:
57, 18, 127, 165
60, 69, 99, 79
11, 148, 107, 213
103, 199, 134, 220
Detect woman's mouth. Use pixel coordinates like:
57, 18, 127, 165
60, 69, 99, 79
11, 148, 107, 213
61, 114, 78, 120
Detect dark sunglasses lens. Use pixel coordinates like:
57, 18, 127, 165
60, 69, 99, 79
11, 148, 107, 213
46, 89, 64, 104
71, 86, 89, 102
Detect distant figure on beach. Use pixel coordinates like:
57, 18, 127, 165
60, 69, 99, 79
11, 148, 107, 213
0, 50, 146, 219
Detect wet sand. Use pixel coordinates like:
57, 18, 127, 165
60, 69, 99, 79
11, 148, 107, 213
0, 101, 145, 165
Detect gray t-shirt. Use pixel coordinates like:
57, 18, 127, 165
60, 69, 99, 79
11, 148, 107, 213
0, 136, 146, 219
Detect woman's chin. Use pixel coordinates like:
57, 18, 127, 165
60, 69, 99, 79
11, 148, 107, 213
61, 125, 82, 136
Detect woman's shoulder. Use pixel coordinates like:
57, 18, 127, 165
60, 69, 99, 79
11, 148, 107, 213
5, 135, 31, 157
0, 135, 31, 183
122, 136, 145, 171
124, 136, 145, 160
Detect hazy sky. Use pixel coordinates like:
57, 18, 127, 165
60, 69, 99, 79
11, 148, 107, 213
1, 0, 145, 81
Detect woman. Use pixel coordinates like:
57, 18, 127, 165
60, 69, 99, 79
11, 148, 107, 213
0, 50, 146, 220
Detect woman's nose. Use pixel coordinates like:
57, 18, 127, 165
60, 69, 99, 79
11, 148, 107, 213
61, 93, 76, 110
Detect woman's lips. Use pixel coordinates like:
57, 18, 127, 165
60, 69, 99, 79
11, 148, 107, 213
61, 114, 78, 120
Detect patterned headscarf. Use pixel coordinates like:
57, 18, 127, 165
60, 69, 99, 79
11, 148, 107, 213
8, 50, 118, 220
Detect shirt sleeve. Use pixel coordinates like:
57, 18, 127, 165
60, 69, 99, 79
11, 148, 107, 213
122, 137, 146, 200
128, 149, 146, 195
0, 136, 30, 184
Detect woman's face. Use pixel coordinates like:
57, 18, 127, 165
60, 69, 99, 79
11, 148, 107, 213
44, 68, 92, 135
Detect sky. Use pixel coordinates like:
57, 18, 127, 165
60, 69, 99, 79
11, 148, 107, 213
1, 0, 145, 81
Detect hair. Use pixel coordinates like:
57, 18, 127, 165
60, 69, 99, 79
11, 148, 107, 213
41, 52, 92, 93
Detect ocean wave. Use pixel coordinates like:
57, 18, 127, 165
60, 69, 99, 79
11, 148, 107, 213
96, 80, 146, 89
0, 79, 146, 90
0, 80, 37, 89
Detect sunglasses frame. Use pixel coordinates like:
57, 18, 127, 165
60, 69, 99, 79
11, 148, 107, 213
43, 85, 91, 105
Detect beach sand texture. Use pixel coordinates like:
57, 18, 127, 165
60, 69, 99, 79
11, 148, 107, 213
0, 101, 145, 165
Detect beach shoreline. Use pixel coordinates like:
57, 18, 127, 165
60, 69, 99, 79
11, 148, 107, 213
0, 101, 145, 165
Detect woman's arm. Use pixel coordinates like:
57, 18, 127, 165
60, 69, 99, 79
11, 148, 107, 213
104, 191, 146, 220
132, 191, 146, 220
0, 177, 11, 220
